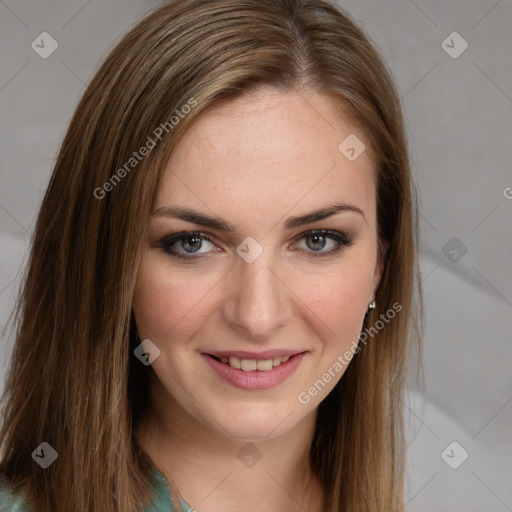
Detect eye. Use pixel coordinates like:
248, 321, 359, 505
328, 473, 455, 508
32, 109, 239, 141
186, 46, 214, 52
291, 229, 353, 258
158, 229, 354, 262
158, 231, 218, 260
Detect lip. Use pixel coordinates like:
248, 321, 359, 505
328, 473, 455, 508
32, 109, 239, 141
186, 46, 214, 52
201, 351, 307, 390
203, 349, 304, 360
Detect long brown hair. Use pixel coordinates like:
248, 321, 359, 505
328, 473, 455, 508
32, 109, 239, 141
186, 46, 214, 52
0, 1, 422, 510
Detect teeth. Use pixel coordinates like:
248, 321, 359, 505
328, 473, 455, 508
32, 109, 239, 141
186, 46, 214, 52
219, 356, 292, 371
229, 357, 241, 369
240, 359, 257, 371
256, 359, 273, 371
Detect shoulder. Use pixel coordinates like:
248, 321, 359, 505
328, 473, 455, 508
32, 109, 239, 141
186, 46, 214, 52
0, 469, 191, 512
0, 478, 32, 512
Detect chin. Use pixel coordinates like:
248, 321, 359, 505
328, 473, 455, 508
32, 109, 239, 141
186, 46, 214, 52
206, 401, 303, 442
218, 422, 287, 442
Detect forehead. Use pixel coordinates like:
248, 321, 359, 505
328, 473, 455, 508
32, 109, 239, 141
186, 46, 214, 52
156, 89, 377, 226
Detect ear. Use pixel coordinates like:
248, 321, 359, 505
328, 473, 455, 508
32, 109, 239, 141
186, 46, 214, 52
369, 238, 389, 303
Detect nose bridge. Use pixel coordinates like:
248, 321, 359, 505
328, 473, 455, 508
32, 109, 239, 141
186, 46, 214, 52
225, 251, 291, 339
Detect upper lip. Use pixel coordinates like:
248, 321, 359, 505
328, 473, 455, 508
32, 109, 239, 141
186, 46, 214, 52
203, 349, 307, 360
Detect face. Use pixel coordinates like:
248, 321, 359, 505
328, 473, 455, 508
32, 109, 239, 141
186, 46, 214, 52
133, 88, 383, 441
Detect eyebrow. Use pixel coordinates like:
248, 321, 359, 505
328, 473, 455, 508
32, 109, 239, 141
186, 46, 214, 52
152, 201, 365, 232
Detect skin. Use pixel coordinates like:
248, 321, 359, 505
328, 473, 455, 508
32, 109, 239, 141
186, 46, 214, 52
133, 87, 383, 512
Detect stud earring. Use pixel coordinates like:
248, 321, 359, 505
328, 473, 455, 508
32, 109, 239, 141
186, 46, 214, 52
368, 301, 376, 309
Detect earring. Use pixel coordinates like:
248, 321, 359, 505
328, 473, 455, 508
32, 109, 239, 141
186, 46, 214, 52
368, 301, 376, 309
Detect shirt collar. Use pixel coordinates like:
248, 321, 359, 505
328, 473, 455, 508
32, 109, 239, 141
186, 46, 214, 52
144, 458, 192, 512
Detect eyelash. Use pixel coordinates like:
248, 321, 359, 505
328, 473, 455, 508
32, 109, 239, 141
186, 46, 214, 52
158, 229, 354, 261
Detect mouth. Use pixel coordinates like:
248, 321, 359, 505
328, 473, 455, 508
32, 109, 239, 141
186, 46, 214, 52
206, 353, 299, 371
201, 351, 307, 390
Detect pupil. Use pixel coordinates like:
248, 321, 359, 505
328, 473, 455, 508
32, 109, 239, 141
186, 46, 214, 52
307, 235, 326, 251
183, 237, 202, 252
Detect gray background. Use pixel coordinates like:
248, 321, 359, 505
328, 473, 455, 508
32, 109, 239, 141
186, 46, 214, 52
1, 1, 511, 510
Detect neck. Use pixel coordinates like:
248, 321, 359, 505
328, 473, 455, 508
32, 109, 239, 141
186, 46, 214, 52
135, 371, 325, 512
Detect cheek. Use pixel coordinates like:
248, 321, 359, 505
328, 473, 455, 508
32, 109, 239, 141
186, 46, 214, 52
290, 259, 373, 343
132, 257, 216, 340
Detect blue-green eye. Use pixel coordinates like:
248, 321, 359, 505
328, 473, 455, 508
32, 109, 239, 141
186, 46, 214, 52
158, 229, 353, 261
159, 231, 216, 260
291, 229, 354, 258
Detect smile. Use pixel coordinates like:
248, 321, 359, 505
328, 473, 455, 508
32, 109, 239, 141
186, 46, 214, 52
210, 355, 291, 371
201, 351, 307, 390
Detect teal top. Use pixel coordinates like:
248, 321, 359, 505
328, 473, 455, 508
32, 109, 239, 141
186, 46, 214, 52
0, 460, 193, 512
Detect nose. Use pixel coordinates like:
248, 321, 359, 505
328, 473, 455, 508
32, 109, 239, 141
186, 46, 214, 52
223, 256, 293, 340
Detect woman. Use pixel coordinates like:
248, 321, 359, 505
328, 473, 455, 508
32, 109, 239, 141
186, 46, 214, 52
0, 0, 422, 510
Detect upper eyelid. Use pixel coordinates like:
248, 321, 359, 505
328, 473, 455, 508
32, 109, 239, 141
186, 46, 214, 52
290, 229, 345, 241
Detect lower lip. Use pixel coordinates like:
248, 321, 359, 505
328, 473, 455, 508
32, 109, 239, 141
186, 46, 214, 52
201, 352, 306, 390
